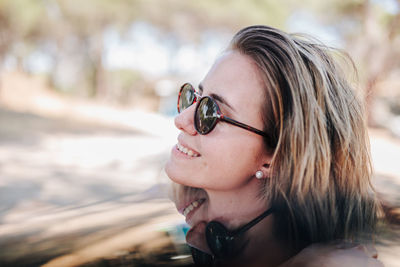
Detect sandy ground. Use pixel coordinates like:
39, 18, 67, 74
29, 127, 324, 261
0, 72, 399, 266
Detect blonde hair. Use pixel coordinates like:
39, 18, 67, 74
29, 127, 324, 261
230, 25, 380, 249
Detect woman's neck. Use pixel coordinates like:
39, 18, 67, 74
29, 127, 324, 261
205, 177, 267, 228
204, 178, 293, 266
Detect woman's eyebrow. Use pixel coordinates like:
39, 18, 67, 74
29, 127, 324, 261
198, 83, 235, 112
209, 93, 235, 112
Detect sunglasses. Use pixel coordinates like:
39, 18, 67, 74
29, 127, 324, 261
177, 83, 267, 136
205, 207, 274, 260
189, 207, 274, 265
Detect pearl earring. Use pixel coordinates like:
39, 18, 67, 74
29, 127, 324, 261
255, 170, 264, 179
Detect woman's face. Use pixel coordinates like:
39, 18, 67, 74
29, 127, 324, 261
165, 51, 272, 252
166, 50, 269, 191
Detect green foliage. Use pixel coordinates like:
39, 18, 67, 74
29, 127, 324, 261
133, 0, 293, 33
56, 0, 137, 33
0, 0, 398, 106
0, 0, 46, 39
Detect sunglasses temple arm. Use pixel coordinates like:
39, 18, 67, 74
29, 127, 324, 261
220, 116, 267, 137
234, 208, 274, 236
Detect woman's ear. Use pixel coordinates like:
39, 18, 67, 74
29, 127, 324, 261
261, 163, 271, 179
255, 163, 271, 179
255, 149, 273, 179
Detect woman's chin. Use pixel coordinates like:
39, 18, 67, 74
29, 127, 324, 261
165, 162, 195, 187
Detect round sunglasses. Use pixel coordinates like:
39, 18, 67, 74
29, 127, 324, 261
177, 83, 267, 136
189, 207, 274, 265
205, 207, 274, 260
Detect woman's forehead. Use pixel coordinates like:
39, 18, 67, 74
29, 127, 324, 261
200, 51, 265, 114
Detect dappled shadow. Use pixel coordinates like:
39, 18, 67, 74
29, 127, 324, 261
0, 106, 188, 266
0, 181, 42, 217
0, 206, 181, 266
0, 151, 177, 266
0, 107, 145, 148
0, 162, 171, 221
82, 233, 193, 267
37, 182, 171, 219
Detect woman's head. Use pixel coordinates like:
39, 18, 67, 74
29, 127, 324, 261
166, 25, 380, 259
165, 50, 275, 248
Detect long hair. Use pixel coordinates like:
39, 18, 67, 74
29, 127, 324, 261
230, 25, 381, 250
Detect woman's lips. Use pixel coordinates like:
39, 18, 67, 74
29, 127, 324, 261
180, 198, 206, 217
185, 200, 206, 226
174, 186, 208, 219
176, 137, 201, 157
176, 143, 200, 157
172, 145, 199, 160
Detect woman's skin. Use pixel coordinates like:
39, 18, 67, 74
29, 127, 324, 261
165, 50, 384, 266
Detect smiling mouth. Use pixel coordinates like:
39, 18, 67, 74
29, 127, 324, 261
176, 143, 200, 157
171, 185, 208, 225
183, 198, 206, 217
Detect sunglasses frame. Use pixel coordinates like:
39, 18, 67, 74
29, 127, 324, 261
205, 207, 274, 259
178, 83, 267, 137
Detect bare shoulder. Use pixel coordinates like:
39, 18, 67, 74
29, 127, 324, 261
280, 242, 384, 267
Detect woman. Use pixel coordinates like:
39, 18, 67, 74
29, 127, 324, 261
165, 25, 383, 266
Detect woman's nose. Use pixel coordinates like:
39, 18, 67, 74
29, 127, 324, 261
174, 104, 197, 135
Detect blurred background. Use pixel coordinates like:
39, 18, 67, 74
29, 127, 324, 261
0, 0, 399, 266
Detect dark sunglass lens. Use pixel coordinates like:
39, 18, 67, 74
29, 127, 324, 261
179, 84, 195, 112
195, 97, 218, 134
206, 221, 235, 259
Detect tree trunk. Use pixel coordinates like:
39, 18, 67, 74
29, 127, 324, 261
91, 32, 107, 99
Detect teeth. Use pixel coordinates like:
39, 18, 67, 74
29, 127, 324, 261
182, 200, 203, 217
183, 206, 191, 217
176, 143, 199, 157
